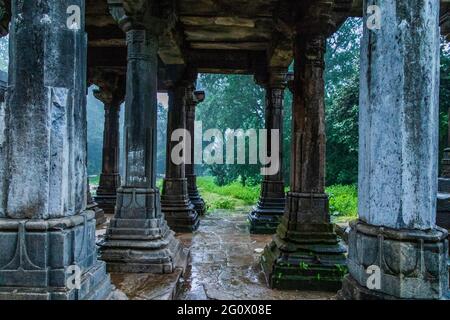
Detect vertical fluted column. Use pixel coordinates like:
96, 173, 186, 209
339, 0, 448, 300
100, 26, 186, 273
94, 75, 125, 215
161, 77, 199, 232
186, 88, 206, 215
0, 0, 112, 299
261, 31, 346, 291
249, 69, 286, 234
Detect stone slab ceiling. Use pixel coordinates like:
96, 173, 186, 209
86, 0, 350, 74
1, 1, 448, 73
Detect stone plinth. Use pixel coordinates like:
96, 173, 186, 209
0, 212, 112, 300
187, 174, 206, 215
261, 193, 347, 291
338, 221, 448, 300
162, 178, 199, 232
249, 181, 285, 234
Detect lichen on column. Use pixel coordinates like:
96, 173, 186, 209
339, 0, 448, 300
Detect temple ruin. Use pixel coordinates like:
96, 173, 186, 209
0, 0, 449, 300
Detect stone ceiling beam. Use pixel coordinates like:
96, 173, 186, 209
188, 49, 266, 74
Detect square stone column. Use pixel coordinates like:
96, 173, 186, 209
338, 0, 448, 300
93, 73, 126, 216
186, 89, 206, 215
99, 27, 186, 273
249, 68, 287, 234
162, 75, 199, 233
0, 0, 112, 300
261, 27, 346, 291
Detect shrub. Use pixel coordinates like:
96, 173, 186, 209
326, 184, 358, 219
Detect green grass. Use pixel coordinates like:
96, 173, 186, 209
196, 176, 259, 211
326, 184, 358, 222
89, 174, 358, 219
196, 177, 260, 204
88, 175, 100, 186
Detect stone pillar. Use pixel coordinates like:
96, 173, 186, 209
186, 89, 206, 215
94, 75, 125, 215
87, 179, 106, 225
249, 69, 286, 234
0, 70, 5, 103
338, 0, 448, 300
437, 108, 450, 230
0, 0, 112, 299
99, 22, 186, 272
161, 76, 199, 232
261, 31, 346, 291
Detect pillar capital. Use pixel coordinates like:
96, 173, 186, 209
107, 0, 174, 37
294, 0, 335, 37
92, 72, 126, 108
255, 67, 288, 90
268, 67, 288, 89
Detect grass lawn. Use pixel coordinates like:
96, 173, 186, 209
89, 175, 358, 221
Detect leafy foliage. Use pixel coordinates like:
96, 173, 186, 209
327, 184, 358, 219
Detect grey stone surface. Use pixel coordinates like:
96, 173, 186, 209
0, 212, 112, 300
249, 70, 286, 234
340, 220, 448, 299
162, 82, 199, 232
342, 0, 448, 300
100, 28, 186, 273
0, 0, 112, 300
358, 0, 441, 230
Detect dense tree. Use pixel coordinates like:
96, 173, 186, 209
1, 21, 449, 188
324, 18, 362, 185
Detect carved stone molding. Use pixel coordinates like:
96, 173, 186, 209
338, 220, 449, 299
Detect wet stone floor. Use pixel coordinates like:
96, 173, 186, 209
176, 209, 335, 300
96, 209, 336, 300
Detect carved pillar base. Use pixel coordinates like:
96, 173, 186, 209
162, 178, 200, 233
0, 211, 112, 300
87, 202, 107, 226
261, 192, 347, 291
88, 181, 106, 226
249, 181, 285, 234
187, 174, 206, 215
337, 220, 449, 300
95, 173, 121, 215
99, 188, 188, 273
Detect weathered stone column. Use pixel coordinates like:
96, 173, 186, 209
94, 75, 125, 215
186, 89, 206, 215
261, 30, 346, 291
161, 76, 199, 232
437, 107, 450, 230
87, 179, 106, 225
249, 69, 286, 234
339, 0, 448, 300
99, 3, 186, 273
0, 70, 5, 103
0, 0, 112, 299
